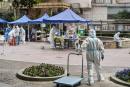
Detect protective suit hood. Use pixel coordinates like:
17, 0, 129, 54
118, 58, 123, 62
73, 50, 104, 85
117, 32, 120, 35
16, 25, 19, 28
89, 29, 96, 38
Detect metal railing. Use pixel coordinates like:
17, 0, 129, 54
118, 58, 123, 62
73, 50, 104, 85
34, 2, 70, 8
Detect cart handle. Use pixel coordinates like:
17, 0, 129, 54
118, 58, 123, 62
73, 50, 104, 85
67, 52, 83, 78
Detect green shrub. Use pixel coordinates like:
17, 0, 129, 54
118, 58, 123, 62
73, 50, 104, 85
23, 63, 65, 77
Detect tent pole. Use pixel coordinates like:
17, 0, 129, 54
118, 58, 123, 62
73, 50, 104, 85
27, 24, 30, 42
62, 23, 64, 36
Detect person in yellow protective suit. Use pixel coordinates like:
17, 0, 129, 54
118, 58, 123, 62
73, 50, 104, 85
82, 29, 104, 85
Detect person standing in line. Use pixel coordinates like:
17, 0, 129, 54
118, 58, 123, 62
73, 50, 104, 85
19, 26, 26, 44
31, 27, 36, 41
82, 29, 105, 85
15, 25, 20, 45
8, 26, 16, 46
4, 25, 11, 42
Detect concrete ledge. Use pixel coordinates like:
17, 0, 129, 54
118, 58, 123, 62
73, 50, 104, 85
16, 69, 66, 81
110, 75, 130, 86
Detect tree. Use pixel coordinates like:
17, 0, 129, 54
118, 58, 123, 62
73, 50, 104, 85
12, 0, 38, 18
12, 0, 20, 19
19, 0, 36, 8
19, 0, 38, 16
114, 10, 130, 19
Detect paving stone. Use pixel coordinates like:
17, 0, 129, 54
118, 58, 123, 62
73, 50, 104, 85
0, 83, 12, 87
0, 42, 129, 87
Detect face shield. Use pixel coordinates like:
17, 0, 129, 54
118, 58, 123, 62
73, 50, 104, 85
89, 29, 96, 38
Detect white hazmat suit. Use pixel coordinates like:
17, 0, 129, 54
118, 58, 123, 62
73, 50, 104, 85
114, 32, 121, 48
15, 26, 20, 45
20, 26, 26, 44
49, 26, 57, 48
8, 27, 15, 40
82, 29, 104, 85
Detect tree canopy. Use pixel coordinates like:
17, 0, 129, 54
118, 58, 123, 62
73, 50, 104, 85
12, 0, 38, 8
19, 0, 36, 8
12, 0, 19, 8
114, 10, 130, 19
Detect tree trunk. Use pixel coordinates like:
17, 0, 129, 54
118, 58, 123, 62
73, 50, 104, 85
14, 8, 17, 19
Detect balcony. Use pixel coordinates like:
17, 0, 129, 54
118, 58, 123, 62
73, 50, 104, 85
33, 2, 70, 9
92, 3, 130, 7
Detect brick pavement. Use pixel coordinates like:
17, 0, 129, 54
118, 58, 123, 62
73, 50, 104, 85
0, 59, 126, 87
0, 42, 129, 87
0, 42, 130, 67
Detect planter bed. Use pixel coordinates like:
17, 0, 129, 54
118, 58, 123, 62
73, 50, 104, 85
16, 63, 66, 81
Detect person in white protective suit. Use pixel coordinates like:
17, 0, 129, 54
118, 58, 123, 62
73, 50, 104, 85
19, 26, 26, 44
49, 25, 57, 48
8, 26, 15, 40
8, 26, 16, 45
15, 25, 20, 45
114, 32, 121, 48
82, 29, 105, 85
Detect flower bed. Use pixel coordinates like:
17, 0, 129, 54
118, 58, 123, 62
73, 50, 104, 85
23, 63, 65, 77
17, 63, 66, 81
116, 69, 130, 83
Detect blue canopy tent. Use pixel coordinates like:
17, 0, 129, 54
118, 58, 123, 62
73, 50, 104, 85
8, 15, 31, 24
29, 13, 49, 24
0, 18, 7, 24
8, 15, 32, 41
43, 9, 90, 23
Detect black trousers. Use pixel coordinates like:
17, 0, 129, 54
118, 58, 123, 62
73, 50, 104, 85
116, 42, 120, 48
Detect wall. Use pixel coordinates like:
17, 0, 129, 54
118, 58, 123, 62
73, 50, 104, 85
83, 6, 107, 21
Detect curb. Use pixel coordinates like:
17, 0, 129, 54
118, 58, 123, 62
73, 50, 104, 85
110, 75, 130, 86
16, 69, 66, 81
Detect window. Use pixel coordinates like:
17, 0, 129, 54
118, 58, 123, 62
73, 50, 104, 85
96, 0, 104, 4
93, 0, 112, 4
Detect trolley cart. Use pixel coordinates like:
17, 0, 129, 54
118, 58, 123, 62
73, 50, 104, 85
54, 52, 84, 87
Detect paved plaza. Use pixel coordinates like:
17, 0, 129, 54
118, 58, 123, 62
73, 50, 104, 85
0, 42, 130, 87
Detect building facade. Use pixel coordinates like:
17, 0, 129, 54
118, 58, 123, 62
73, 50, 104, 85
0, 0, 130, 32
65, 0, 130, 32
